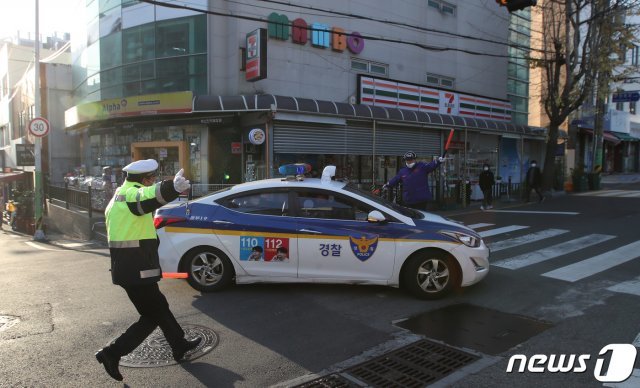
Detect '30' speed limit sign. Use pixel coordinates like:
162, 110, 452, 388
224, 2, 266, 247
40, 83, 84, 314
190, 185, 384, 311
29, 117, 50, 137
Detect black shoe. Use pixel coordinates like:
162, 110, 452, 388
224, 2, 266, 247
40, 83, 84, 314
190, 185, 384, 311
173, 336, 202, 362
95, 348, 123, 381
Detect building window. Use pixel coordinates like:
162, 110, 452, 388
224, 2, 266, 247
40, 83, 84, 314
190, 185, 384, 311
630, 101, 637, 115
351, 58, 389, 76
616, 101, 624, 111
632, 45, 640, 66
426, 73, 455, 89
428, 0, 456, 15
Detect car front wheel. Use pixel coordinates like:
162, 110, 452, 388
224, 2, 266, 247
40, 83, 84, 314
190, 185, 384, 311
402, 251, 459, 299
182, 247, 234, 292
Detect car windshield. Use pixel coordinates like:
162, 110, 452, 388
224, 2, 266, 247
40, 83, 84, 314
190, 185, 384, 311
343, 183, 424, 219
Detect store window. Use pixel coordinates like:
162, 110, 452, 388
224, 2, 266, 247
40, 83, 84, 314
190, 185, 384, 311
630, 101, 636, 115
426, 73, 455, 89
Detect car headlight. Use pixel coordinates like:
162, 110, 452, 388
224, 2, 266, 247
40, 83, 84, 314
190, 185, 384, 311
439, 231, 482, 248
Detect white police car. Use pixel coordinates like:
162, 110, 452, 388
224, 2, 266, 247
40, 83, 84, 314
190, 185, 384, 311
155, 166, 489, 299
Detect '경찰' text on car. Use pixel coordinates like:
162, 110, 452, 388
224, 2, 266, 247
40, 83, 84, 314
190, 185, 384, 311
154, 166, 489, 299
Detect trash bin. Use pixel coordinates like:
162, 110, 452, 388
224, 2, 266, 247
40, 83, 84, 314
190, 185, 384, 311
587, 173, 601, 190
572, 175, 588, 192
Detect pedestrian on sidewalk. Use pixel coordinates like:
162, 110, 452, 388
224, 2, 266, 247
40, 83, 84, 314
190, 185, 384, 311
95, 159, 201, 382
479, 163, 495, 210
383, 151, 445, 211
525, 160, 544, 203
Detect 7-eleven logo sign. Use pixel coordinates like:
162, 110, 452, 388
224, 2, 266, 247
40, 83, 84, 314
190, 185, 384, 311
439, 91, 459, 116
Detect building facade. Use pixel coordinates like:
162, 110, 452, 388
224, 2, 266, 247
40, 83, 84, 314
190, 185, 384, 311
65, 0, 544, 200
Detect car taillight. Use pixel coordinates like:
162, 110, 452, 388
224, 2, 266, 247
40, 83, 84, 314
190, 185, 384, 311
154, 215, 186, 229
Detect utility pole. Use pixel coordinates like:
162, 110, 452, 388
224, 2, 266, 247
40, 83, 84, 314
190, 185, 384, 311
33, 0, 46, 241
591, 0, 612, 172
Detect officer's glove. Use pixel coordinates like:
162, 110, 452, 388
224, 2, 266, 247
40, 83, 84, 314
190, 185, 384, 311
173, 168, 191, 192
438, 156, 446, 163
382, 184, 389, 190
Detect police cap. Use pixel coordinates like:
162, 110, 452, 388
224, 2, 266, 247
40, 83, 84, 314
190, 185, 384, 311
122, 159, 158, 175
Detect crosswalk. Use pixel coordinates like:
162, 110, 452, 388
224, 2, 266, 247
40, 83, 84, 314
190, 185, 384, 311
469, 223, 640, 295
573, 189, 640, 198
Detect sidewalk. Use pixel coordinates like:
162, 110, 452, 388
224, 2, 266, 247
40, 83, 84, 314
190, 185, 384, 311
600, 172, 640, 184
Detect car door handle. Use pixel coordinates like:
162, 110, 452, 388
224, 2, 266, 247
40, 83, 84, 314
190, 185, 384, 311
299, 228, 322, 234
213, 220, 234, 224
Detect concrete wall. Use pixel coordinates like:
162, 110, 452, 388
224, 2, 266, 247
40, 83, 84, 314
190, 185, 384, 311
45, 201, 92, 240
209, 0, 510, 102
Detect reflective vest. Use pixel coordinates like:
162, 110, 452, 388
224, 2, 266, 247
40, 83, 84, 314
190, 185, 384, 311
106, 181, 161, 245
105, 179, 176, 286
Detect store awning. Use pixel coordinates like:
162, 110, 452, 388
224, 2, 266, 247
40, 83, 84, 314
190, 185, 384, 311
194, 94, 546, 136
0, 171, 26, 183
580, 128, 621, 145
610, 131, 640, 142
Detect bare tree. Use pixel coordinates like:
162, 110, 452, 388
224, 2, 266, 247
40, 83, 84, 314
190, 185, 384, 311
531, 0, 639, 190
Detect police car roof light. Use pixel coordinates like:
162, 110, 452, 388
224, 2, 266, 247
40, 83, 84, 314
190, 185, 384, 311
321, 165, 336, 184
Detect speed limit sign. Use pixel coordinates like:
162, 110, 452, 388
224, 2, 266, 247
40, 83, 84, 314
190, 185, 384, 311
29, 117, 50, 137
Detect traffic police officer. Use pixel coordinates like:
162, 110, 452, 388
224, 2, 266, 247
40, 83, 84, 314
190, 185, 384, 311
384, 151, 444, 211
95, 159, 200, 381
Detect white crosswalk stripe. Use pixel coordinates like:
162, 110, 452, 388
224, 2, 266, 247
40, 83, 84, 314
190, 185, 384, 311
478, 225, 529, 238
493, 234, 616, 270
607, 276, 640, 296
573, 190, 640, 197
488, 229, 569, 252
543, 240, 640, 282
467, 223, 494, 229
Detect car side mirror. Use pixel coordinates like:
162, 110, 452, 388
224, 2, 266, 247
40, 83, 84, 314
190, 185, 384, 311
367, 210, 386, 223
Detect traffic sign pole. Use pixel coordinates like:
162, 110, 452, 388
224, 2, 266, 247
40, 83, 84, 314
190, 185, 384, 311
33, 0, 46, 241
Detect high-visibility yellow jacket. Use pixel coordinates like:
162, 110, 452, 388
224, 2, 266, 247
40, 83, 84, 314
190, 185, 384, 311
105, 179, 179, 286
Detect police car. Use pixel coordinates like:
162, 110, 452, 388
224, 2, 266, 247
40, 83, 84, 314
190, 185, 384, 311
155, 166, 489, 299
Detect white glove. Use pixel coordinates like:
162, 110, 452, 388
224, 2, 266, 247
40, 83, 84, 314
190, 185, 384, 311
173, 168, 191, 192
438, 156, 445, 163
382, 184, 389, 190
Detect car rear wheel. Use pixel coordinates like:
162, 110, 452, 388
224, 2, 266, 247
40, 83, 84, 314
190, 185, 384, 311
182, 247, 234, 292
402, 251, 459, 299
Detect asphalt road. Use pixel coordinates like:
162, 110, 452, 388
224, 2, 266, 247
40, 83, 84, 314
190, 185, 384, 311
1, 182, 640, 387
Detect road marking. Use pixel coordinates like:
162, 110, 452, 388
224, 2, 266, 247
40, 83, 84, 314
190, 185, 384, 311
543, 240, 640, 282
56, 241, 92, 248
478, 225, 529, 238
607, 276, 640, 296
634, 332, 640, 347
24, 241, 62, 251
487, 210, 580, 215
488, 229, 569, 252
467, 223, 494, 229
493, 234, 615, 270
615, 192, 640, 198
573, 190, 627, 196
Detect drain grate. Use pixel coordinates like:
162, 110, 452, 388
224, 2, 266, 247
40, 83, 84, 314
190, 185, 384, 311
295, 339, 479, 388
119, 324, 218, 368
0, 315, 20, 332
295, 374, 359, 388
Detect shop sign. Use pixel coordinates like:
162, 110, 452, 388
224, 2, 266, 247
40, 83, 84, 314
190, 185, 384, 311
16, 144, 35, 166
267, 12, 364, 54
158, 148, 168, 158
231, 142, 242, 154
65, 91, 193, 129
359, 75, 512, 122
200, 116, 234, 126
246, 28, 267, 82
612, 92, 640, 102
248, 128, 266, 145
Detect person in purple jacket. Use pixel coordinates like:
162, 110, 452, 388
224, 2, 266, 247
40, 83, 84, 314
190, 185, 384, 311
384, 151, 445, 211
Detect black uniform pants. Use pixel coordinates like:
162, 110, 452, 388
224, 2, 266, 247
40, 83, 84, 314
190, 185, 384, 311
109, 283, 187, 357
407, 201, 428, 211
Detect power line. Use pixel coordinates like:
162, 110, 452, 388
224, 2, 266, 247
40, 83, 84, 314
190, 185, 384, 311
256, 0, 542, 54
138, 0, 527, 60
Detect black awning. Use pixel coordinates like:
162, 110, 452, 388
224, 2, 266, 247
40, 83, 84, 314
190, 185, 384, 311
193, 94, 545, 136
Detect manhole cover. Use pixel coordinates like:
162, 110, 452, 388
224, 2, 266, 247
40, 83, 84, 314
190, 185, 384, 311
296, 339, 479, 388
119, 324, 218, 368
395, 303, 553, 356
0, 315, 20, 332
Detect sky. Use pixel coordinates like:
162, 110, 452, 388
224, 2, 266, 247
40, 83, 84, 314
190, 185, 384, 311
0, 0, 82, 40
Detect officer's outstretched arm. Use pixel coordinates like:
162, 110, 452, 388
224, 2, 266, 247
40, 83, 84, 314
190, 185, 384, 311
126, 180, 181, 216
